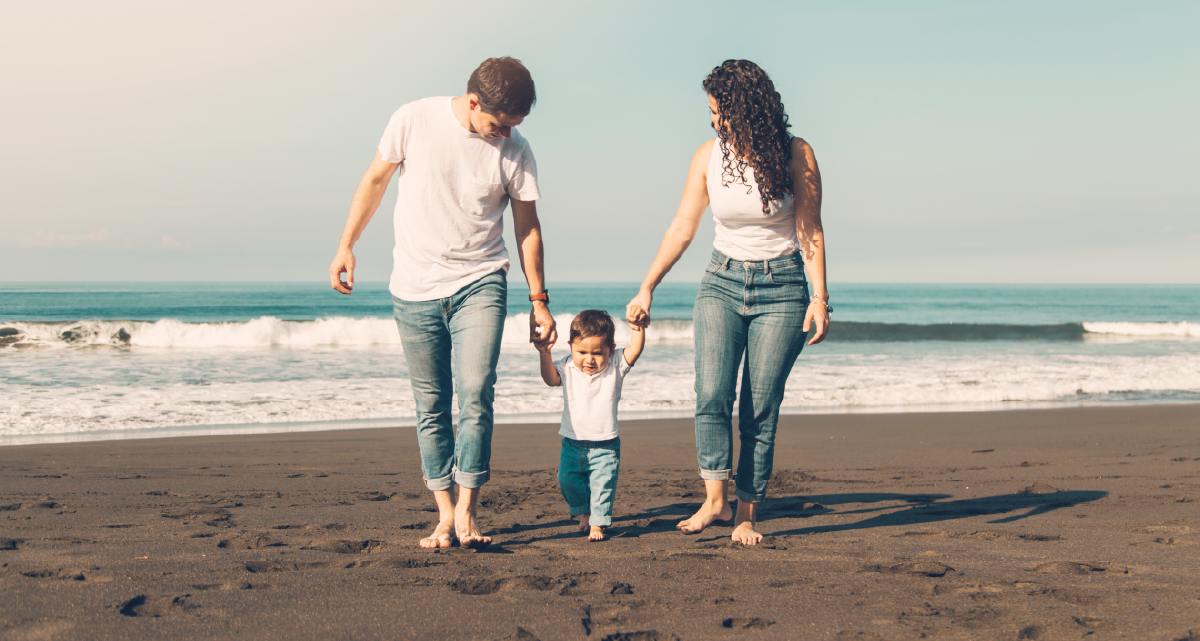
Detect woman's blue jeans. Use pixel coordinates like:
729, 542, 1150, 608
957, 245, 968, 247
392, 270, 507, 491
693, 250, 809, 504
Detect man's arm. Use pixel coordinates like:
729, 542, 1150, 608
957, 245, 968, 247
329, 151, 400, 294
511, 198, 557, 349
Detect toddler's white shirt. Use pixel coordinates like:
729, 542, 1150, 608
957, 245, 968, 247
554, 348, 633, 441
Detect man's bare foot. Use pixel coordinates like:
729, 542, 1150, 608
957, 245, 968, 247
731, 499, 762, 545
677, 500, 733, 534
419, 519, 455, 549
589, 526, 607, 542
577, 514, 591, 535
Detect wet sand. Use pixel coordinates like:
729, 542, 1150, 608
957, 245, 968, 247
2, 405, 1199, 640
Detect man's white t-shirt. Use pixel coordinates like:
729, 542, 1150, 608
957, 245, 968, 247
553, 348, 633, 441
377, 97, 540, 301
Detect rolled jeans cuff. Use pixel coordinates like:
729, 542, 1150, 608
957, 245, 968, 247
424, 472, 455, 492
568, 505, 590, 517
734, 487, 765, 504
454, 467, 489, 489
698, 467, 733, 481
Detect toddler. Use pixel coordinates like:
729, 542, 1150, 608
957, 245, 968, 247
538, 309, 645, 541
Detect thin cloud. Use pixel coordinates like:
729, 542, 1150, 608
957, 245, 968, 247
19, 229, 111, 248
160, 235, 182, 248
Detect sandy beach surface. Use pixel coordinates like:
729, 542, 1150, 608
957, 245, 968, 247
2, 405, 1198, 640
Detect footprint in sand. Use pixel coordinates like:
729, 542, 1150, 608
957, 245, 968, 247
304, 540, 384, 554
863, 562, 958, 577
1033, 561, 1106, 575
118, 595, 199, 617
218, 532, 286, 549
599, 632, 680, 641
244, 560, 330, 573
722, 617, 774, 630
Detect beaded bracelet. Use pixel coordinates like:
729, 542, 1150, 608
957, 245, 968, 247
808, 298, 833, 315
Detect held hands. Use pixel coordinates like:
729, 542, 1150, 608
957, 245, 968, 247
330, 248, 356, 295
625, 292, 652, 329
804, 298, 831, 345
530, 303, 557, 352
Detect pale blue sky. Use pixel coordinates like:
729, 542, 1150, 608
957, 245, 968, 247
2, 1, 1197, 283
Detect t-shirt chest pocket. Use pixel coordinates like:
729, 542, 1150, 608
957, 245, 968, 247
458, 182, 504, 218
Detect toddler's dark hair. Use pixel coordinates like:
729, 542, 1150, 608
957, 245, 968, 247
569, 310, 616, 349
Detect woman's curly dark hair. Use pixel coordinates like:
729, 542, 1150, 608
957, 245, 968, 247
703, 60, 793, 214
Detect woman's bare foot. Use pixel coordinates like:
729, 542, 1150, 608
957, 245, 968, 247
677, 500, 733, 534
577, 514, 591, 535
419, 519, 455, 549
419, 489, 456, 548
589, 526, 607, 542
731, 499, 762, 545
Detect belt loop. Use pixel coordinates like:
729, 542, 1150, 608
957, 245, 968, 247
764, 259, 771, 275
722, 257, 730, 270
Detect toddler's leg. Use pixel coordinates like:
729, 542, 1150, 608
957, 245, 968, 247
586, 440, 621, 541
557, 439, 591, 531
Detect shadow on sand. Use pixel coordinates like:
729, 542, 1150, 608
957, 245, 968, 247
768, 489, 1107, 536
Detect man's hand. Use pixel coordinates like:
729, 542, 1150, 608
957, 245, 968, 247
803, 301, 830, 345
330, 247, 356, 294
626, 292, 652, 328
530, 302, 557, 351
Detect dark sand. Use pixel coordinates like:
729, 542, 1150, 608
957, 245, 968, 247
2, 405, 1199, 640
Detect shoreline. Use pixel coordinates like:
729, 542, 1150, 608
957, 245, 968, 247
6, 400, 1198, 448
3, 404, 1198, 639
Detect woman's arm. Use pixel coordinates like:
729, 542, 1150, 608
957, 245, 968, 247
791, 137, 829, 345
539, 350, 561, 387
626, 140, 713, 326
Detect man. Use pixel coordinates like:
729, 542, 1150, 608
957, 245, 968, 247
329, 57, 556, 548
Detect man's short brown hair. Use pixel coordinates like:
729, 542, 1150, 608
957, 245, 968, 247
467, 57, 536, 116
569, 310, 616, 349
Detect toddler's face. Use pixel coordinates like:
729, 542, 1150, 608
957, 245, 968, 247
570, 335, 612, 376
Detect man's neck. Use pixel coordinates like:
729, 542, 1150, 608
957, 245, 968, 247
450, 95, 475, 133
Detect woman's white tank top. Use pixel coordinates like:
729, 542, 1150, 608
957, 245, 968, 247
706, 139, 798, 261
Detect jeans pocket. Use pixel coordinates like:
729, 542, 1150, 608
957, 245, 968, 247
767, 267, 806, 287
704, 260, 724, 275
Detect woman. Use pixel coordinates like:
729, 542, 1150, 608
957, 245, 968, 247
626, 59, 829, 545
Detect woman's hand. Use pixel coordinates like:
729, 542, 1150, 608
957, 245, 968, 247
626, 292, 652, 328
804, 299, 830, 345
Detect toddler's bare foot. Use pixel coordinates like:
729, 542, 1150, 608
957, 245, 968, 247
419, 519, 455, 549
577, 514, 591, 535
677, 501, 733, 534
589, 526, 607, 542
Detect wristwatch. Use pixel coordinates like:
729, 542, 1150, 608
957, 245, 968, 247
529, 291, 550, 305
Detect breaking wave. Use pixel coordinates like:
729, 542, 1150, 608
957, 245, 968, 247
1, 318, 1197, 350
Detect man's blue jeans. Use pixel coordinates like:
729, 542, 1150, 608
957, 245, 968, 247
558, 437, 620, 527
693, 250, 809, 504
392, 270, 507, 491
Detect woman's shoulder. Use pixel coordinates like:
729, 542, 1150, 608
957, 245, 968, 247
690, 139, 716, 172
789, 136, 817, 170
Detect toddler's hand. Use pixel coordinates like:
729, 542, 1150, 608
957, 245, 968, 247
628, 305, 649, 328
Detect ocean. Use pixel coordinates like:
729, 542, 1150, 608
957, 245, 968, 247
2, 282, 1198, 445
